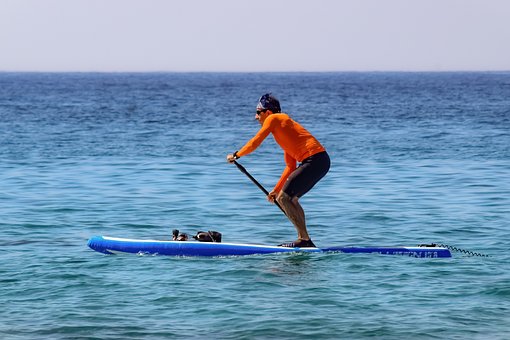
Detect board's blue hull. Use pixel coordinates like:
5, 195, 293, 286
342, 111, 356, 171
87, 236, 452, 258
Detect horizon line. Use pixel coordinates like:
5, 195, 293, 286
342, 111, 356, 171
1, 69, 510, 74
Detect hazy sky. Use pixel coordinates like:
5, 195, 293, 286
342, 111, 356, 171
1, 0, 509, 72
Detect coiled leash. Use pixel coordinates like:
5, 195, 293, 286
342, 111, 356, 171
421, 243, 490, 257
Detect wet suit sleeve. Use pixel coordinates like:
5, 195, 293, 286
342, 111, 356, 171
236, 118, 273, 157
273, 151, 297, 193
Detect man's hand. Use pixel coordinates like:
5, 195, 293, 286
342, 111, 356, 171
226, 154, 236, 163
267, 190, 278, 204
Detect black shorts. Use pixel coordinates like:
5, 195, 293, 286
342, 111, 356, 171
282, 151, 330, 198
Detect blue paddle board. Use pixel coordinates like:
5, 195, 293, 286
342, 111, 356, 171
87, 236, 452, 258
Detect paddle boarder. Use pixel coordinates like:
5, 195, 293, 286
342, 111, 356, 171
227, 93, 330, 247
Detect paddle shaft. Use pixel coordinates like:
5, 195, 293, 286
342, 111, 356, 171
233, 160, 287, 216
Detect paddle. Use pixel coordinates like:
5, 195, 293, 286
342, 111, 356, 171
232, 160, 287, 216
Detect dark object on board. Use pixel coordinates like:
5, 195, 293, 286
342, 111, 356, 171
193, 231, 222, 243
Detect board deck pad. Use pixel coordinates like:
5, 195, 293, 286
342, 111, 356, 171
87, 236, 452, 258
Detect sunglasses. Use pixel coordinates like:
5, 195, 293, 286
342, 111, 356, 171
256, 109, 268, 116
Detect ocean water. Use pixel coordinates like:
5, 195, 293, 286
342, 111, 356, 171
1, 72, 509, 339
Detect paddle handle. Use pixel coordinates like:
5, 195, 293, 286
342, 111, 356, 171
233, 160, 286, 216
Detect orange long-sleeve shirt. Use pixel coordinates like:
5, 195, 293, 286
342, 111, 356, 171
236, 113, 325, 193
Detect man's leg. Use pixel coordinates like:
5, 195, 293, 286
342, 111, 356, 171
277, 191, 310, 241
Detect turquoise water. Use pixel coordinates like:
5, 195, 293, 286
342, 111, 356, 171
1, 72, 509, 339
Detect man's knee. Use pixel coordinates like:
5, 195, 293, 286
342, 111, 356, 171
277, 191, 298, 206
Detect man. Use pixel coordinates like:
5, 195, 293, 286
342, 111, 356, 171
227, 93, 330, 247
